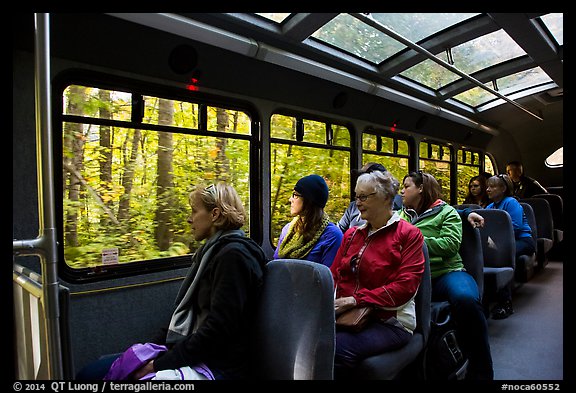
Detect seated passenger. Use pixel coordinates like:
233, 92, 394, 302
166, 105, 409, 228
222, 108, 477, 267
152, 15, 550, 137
463, 175, 490, 208
399, 171, 493, 380
76, 182, 268, 380
330, 170, 425, 378
485, 174, 536, 320
337, 162, 402, 232
273, 174, 343, 267
506, 160, 548, 198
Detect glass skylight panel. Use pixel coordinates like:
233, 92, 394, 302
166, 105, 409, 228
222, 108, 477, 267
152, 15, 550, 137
311, 13, 479, 65
401, 55, 461, 89
255, 13, 292, 23
450, 29, 527, 75
540, 13, 563, 45
312, 13, 406, 64
496, 67, 553, 94
453, 67, 553, 107
453, 86, 495, 107
370, 13, 479, 43
401, 28, 527, 91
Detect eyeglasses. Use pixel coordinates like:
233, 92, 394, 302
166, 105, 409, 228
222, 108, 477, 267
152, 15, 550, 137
354, 192, 377, 202
291, 192, 303, 199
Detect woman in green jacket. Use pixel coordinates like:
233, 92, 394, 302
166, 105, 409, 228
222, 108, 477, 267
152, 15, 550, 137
399, 171, 493, 380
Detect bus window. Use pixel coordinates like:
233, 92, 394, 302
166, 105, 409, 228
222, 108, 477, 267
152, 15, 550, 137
61, 85, 253, 272
362, 130, 411, 184
484, 153, 496, 175
142, 96, 199, 129
270, 114, 351, 247
207, 106, 252, 134
419, 140, 453, 202
457, 149, 482, 204
545, 147, 563, 168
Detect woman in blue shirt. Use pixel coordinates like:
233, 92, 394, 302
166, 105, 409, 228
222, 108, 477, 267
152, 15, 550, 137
274, 174, 343, 267
486, 174, 536, 319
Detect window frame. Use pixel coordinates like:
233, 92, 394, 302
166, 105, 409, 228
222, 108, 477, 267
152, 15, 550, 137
268, 110, 354, 249
53, 70, 262, 283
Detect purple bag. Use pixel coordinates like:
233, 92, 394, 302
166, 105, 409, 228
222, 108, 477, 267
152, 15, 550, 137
103, 342, 215, 380
103, 343, 167, 380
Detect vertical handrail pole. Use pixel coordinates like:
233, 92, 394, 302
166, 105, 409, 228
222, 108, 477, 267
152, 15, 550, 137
34, 12, 63, 380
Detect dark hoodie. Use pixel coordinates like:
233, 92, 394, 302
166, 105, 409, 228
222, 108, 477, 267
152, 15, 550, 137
153, 233, 268, 379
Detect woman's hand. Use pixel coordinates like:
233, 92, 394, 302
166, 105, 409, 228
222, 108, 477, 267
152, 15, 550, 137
131, 360, 155, 380
334, 296, 357, 316
467, 211, 485, 228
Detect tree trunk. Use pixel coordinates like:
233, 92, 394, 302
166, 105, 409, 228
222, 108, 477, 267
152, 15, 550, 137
63, 85, 86, 247
98, 89, 113, 227
215, 108, 229, 181
155, 99, 174, 250
117, 129, 141, 223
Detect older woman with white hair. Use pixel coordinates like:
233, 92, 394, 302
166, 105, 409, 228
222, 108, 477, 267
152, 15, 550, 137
330, 170, 425, 379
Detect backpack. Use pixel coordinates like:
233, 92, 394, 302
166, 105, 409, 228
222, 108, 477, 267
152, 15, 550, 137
424, 301, 468, 380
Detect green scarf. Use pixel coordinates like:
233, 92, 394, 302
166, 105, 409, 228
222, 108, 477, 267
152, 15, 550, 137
277, 212, 330, 259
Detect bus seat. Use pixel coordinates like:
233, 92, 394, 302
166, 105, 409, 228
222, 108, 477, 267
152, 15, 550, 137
251, 259, 335, 380
475, 210, 516, 307
422, 223, 480, 381
519, 198, 554, 269
13, 263, 74, 379
545, 187, 564, 202
532, 193, 563, 244
516, 203, 538, 283
352, 243, 431, 380
459, 220, 484, 299
453, 204, 482, 210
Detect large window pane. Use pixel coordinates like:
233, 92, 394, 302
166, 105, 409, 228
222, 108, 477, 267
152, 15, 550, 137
362, 131, 411, 184
62, 86, 252, 269
456, 149, 481, 204
419, 141, 452, 201
270, 114, 351, 247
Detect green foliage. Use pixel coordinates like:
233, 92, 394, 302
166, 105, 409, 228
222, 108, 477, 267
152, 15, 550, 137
63, 86, 251, 268
62, 86, 485, 269
269, 114, 351, 246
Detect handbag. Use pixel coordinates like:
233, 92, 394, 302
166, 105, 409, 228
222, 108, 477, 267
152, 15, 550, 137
336, 306, 373, 332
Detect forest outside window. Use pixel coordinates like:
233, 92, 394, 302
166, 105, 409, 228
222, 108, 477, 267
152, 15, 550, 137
419, 140, 453, 202
362, 130, 410, 185
61, 85, 252, 269
456, 148, 482, 204
269, 114, 351, 247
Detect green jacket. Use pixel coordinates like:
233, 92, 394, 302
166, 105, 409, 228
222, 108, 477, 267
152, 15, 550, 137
399, 201, 463, 279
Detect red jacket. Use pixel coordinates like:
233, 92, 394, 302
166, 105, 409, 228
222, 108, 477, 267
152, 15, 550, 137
331, 214, 425, 331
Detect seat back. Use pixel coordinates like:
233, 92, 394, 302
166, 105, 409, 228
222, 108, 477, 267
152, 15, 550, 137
475, 209, 516, 302
476, 209, 516, 270
453, 204, 482, 210
532, 193, 563, 231
353, 243, 431, 380
251, 259, 335, 380
516, 203, 538, 283
519, 202, 538, 242
459, 220, 484, 299
519, 198, 554, 242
